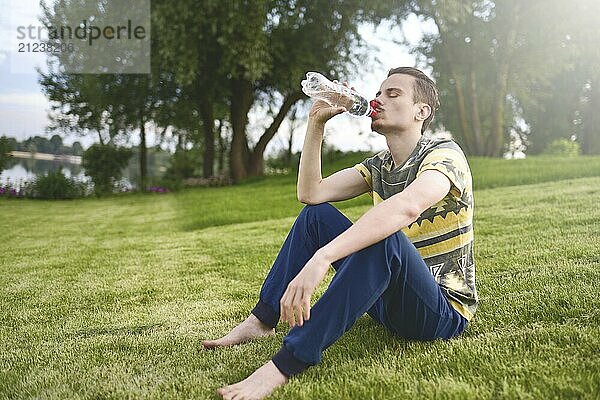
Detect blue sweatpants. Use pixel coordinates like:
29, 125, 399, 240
251, 203, 467, 377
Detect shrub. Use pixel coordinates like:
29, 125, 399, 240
144, 175, 186, 192
21, 170, 87, 199
266, 149, 299, 175
543, 139, 580, 157
83, 144, 133, 196
0, 136, 15, 174
0, 184, 21, 198
162, 148, 203, 189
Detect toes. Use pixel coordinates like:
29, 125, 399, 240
203, 339, 223, 349
223, 388, 239, 400
217, 385, 231, 394
217, 387, 234, 400
229, 390, 245, 400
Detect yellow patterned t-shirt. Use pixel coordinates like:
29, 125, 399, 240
353, 136, 478, 320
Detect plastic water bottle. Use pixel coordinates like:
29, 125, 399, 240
301, 72, 376, 117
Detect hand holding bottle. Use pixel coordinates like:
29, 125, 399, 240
301, 72, 376, 118
308, 99, 346, 125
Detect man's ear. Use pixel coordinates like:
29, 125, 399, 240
415, 104, 432, 121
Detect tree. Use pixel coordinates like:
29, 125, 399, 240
49, 134, 63, 154
82, 144, 133, 196
40, 71, 155, 189
156, 0, 402, 182
407, 0, 576, 156
39, 0, 409, 184
521, 68, 584, 154
0, 136, 15, 174
521, 1, 600, 155
154, 0, 232, 179
39, 0, 177, 190
71, 142, 84, 156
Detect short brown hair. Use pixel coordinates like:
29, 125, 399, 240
387, 67, 440, 133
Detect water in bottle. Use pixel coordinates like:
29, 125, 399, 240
301, 72, 376, 117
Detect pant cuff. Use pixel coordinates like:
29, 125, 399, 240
251, 299, 279, 329
271, 345, 311, 377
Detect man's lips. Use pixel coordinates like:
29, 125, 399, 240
369, 100, 383, 118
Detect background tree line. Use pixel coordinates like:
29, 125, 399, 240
37, 0, 600, 190
0, 135, 84, 156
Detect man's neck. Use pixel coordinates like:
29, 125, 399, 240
385, 130, 423, 168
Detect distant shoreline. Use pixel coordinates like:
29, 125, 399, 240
9, 151, 81, 165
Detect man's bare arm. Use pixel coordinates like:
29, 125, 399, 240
297, 102, 370, 204
316, 169, 452, 264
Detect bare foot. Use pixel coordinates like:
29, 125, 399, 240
202, 314, 275, 349
217, 360, 288, 400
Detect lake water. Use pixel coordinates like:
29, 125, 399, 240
0, 158, 134, 189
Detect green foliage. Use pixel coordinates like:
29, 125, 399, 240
522, 2, 600, 155
409, 0, 598, 156
543, 139, 581, 157
21, 170, 87, 199
523, 69, 583, 155
40, 0, 406, 182
163, 148, 200, 182
71, 142, 84, 156
265, 150, 300, 174
0, 136, 15, 173
82, 144, 133, 196
120, 145, 173, 190
266, 146, 372, 177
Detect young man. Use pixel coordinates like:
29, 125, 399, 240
204, 67, 478, 400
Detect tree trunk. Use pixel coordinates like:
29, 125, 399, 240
248, 91, 302, 176
199, 99, 215, 178
177, 130, 184, 151
286, 126, 294, 167
451, 69, 474, 154
229, 78, 253, 182
581, 78, 600, 154
216, 119, 226, 174
139, 117, 147, 191
431, 12, 474, 154
468, 68, 484, 154
286, 105, 301, 167
487, 5, 520, 157
488, 65, 510, 157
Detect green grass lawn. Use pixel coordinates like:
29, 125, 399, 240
1, 156, 599, 399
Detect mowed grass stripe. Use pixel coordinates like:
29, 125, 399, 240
173, 155, 600, 230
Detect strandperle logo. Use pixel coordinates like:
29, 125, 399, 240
10, 0, 151, 74
17, 19, 147, 46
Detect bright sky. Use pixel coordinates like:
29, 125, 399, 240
0, 0, 437, 153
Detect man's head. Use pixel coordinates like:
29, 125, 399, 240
371, 67, 440, 135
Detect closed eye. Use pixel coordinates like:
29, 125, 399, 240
376, 87, 404, 98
